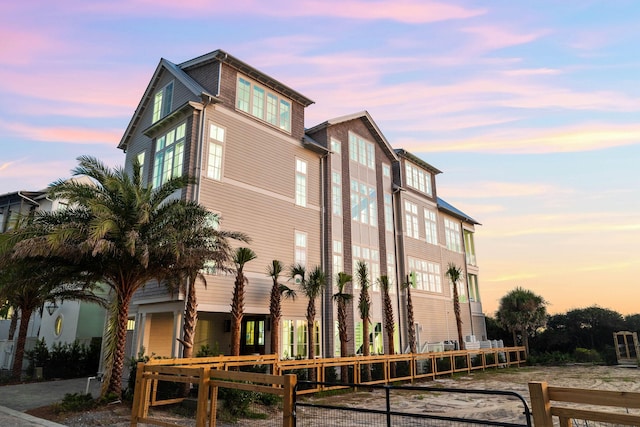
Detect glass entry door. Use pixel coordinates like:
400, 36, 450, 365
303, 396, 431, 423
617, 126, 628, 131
241, 316, 266, 355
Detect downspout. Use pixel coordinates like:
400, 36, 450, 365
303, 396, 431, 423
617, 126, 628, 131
18, 191, 40, 208
319, 150, 329, 358
392, 185, 406, 352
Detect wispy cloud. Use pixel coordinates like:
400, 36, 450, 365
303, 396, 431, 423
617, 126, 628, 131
440, 181, 564, 199
2, 121, 121, 145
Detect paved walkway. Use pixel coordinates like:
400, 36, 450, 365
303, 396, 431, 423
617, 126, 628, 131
0, 377, 103, 426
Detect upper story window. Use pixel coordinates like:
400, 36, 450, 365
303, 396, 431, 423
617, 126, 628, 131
153, 122, 185, 188
207, 123, 225, 181
404, 200, 419, 239
294, 231, 307, 266
445, 218, 462, 253
330, 138, 341, 153
387, 253, 396, 294
332, 172, 342, 216
424, 208, 438, 245
136, 151, 146, 185
405, 162, 432, 196
348, 132, 375, 169
350, 179, 377, 227
408, 257, 442, 293
464, 229, 477, 266
295, 159, 307, 207
236, 76, 292, 133
468, 274, 480, 302
332, 240, 343, 284
382, 163, 391, 178
152, 81, 174, 123
384, 193, 393, 232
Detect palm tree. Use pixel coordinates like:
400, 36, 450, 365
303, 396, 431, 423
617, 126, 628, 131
445, 263, 465, 350
2, 155, 197, 397
290, 264, 326, 362
403, 273, 417, 354
333, 272, 352, 383
0, 252, 106, 379
378, 275, 395, 356
356, 261, 371, 358
495, 287, 547, 355
230, 247, 257, 356
267, 260, 296, 357
162, 207, 247, 359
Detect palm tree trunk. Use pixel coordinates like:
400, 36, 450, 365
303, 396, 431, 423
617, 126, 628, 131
103, 292, 132, 398
407, 287, 416, 354
338, 301, 349, 383
182, 276, 197, 359
269, 282, 281, 357
8, 309, 18, 340
307, 301, 316, 382
230, 275, 245, 357
11, 307, 33, 380
452, 285, 464, 350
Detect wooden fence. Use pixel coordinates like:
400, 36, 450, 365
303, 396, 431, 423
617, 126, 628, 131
130, 347, 526, 427
528, 381, 640, 426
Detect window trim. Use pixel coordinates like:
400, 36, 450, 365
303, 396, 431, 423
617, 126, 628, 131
236, 75, 292, 133
295, 158, 307, 207
207, 122, 226, 181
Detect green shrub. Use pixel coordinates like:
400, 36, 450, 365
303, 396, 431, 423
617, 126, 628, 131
436, 357, 451, 372
25, 338, 102, 380
52, 393, 97, 414
574, 348, 602, 363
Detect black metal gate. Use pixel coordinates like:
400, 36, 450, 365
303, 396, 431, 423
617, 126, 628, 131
294, 381, 532, 427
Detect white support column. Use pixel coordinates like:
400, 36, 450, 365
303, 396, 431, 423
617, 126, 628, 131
172, 310, 183, 358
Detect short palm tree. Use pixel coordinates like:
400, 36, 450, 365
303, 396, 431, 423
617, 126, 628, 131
496, 287, 547, 355
356, 261, 371, 357
445, 263, 465, 349
230, 247, 257, 356
268, 260, 296, 357
290, 264, 326, 362
378, 275, 395, 356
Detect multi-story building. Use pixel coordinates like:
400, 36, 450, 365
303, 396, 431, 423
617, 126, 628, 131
117, 49, 485, 359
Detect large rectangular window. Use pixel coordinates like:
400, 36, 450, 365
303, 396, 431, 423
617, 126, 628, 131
350, 179, 377, 227
464, 230, 477, 265
468, 274, 480, 302
294, 231, 307, 266
295, 159, 307, 206
332, 172, 342, 216
445, 219, 462, 253
282, 320, 309, 359
153, 122, 185, 188
152, 81, 174, 123
404, 201, 419, 239
348, 132, 375, 169
352, 245, 380, 291
332, 240, 343, 284
424, 209, 438, 245
405, 162, 432, 196
207, 123, 225, 181
408, 257, 442, 293
236, 76, 292, 133
384, 193, 393, 231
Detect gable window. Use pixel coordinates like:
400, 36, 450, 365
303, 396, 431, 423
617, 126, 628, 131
152, 81, 174, 123
295, 159, 307, 206
294, 231, 307, 266
332, 172, 342, 216
424, 209, 438, 245
445, 219, 462, 253
405, 162, 432, 196
207, 123, 225, 181
153, 122, 185, 188
236, 76, 292, 133
348, 132, 375, 169
404, 201, 419, 239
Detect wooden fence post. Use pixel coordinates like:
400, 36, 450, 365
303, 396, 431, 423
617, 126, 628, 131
129, 361, 146, 427
195, 366, 211, 427
529, 381, 553, 427
283, 374, 297, 427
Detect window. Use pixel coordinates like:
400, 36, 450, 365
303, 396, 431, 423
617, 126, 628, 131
352, 245, 380, 291
445, 219, 462, 253
451, 275, 467, 303
464, 230, 477, 265
282, 320, 310, 359
202, 213, 221, 275
384, 193, 393, 231
404, 201, 419, 239
152, 81, 174, 123
332, 172, 342, 216
54, 315, 63, 337
295, 159, 307, 206
408, 257, 442, 293
330, 138, 341, 153
468, 274, 480, 302
333, 240, 343, 284
348, 132, 375, 169
350, 179, 377, 227
236, 76, 292, 132
424, 209, 438, 245
382, 163, 391, 178
405, 162, 432, 196
387, 253, 396, 293
207, 123, 225, 180
153, 122, 186, 188
295, 231, 307, 266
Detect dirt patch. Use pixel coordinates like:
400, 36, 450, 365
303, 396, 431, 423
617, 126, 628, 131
26, 365, 640, 426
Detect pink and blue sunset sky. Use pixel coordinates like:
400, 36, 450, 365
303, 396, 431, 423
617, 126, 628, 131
1, 1, 639, 317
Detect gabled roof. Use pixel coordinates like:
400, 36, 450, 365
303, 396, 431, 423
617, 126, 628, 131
437, 197, 480, 225
180, 49, 315, 107
395, 149, 442, 175
118, 58, 219, 151
306, 111, 399, 161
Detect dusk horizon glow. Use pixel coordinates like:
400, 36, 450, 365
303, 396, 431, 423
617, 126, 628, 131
2, 1, 638, 317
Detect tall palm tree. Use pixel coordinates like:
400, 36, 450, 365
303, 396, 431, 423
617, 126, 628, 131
162, 207, 247, 359
356, 261, 371, 357
333, 272, 352, 383
378, 275, 395, 356
230, 247, 257, 356
290, 264, 326, 362
446, 263, 465, 350
2, 155, 197, 397
403, 273, 417, 354
333, 272, 352, 359
496, 287, 547, 355
267, 260, 296, 357
0, 255, 106, 379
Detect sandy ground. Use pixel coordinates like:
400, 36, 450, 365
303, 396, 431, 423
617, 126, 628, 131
28, 364, 640, 426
